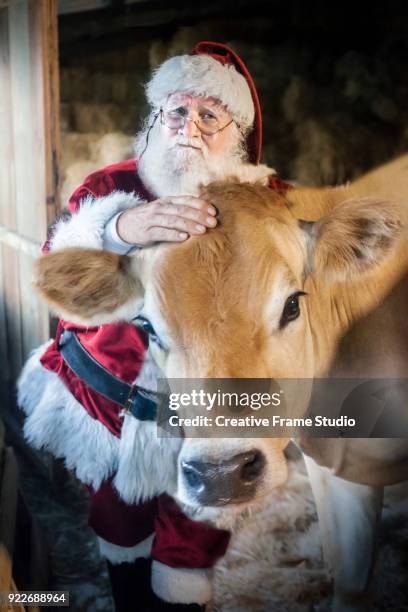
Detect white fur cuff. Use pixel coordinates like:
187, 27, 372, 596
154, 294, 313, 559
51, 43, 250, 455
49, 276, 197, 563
50, 191, 143, 251
151, 560, 212, 605
98, 534, 154, 564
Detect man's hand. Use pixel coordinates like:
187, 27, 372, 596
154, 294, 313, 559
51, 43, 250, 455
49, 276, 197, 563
116, 196, 217, 247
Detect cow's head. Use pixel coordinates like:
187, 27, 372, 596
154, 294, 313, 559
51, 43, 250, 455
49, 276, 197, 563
35, 182, 401, 513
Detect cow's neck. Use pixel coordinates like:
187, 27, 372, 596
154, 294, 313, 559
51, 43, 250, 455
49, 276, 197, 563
306, 246, 408, 377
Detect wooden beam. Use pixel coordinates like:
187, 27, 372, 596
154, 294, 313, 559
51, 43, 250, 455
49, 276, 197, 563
0, 226, 41, 262
0, 448, 19, 562
32, 0, 61, 223
0, 0, 58, 371
0, 7, 23, 376
0, 546, 24, 611
0, 247, 11, 393
58, 0, 145, 14
58, 0, 113, 14
0, 453, 24, 611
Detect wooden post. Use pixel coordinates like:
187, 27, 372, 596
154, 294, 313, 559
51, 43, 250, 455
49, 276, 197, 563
0, 0, 60, 390
0, 448, 18, 590
0, 447, 37, 612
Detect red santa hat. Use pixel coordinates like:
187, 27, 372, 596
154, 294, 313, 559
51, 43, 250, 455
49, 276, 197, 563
146, 41, 263, 164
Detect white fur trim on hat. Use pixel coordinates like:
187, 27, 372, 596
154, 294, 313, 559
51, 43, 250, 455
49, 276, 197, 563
146, 55, 255, 128
151, 560, 212, 604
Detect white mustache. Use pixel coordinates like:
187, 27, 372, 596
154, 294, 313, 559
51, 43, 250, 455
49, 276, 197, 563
172, 136, 204, 150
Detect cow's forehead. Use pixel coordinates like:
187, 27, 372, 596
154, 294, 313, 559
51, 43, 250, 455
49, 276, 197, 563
147, 184, 306, 342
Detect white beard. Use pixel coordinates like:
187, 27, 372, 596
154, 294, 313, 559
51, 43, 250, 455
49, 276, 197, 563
134, 119, 261, 198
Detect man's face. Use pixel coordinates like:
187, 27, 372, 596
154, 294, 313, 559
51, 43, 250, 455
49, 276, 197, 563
160, 93, 235, 157
136, 91, 246, 197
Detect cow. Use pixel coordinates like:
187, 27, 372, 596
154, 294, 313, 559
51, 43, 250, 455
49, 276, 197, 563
34, 154, 408, 611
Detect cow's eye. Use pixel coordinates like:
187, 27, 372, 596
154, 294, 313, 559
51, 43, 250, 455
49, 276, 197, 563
280, 291, 307, 328
135, 316, 164, 349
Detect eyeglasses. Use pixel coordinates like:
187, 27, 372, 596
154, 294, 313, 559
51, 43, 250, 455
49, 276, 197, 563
159, 107, 235, 136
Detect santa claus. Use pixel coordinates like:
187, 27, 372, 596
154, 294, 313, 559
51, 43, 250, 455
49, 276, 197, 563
18, 42, 290, 611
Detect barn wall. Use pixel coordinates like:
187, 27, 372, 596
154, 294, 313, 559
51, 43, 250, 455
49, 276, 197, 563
0, 0, 60, 405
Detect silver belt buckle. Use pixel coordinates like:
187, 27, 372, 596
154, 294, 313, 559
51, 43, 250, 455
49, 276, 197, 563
124, 385, 138, 413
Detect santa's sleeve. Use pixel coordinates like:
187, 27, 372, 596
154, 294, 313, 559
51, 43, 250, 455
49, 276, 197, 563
151, 493, 230, 604
43, 169, 143, 253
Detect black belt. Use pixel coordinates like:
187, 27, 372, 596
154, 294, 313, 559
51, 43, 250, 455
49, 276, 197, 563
59, 330, 163, 422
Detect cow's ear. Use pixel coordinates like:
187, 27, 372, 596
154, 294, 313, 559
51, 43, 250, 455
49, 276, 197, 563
299, 197, 401, 284
34, 248, 144, 325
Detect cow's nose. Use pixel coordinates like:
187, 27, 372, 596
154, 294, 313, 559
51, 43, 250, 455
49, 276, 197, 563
181, 450, 265, 506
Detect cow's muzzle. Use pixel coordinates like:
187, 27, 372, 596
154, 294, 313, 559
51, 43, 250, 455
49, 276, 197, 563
181, 449, 266, 506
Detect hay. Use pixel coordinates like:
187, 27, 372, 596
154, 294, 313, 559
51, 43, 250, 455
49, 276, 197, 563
60, 132, 134, 207
59, 27, 408, 186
